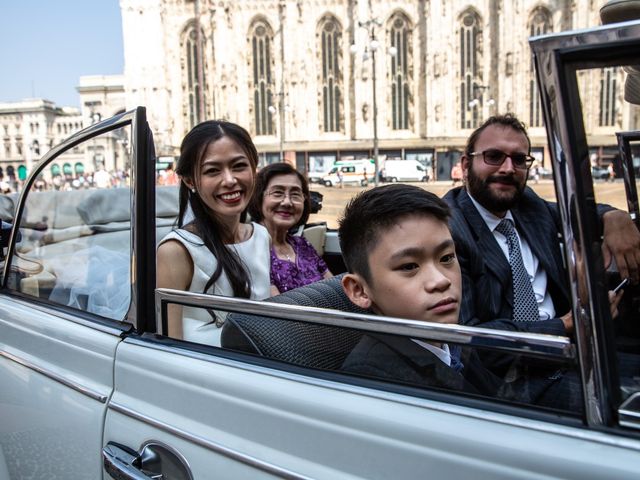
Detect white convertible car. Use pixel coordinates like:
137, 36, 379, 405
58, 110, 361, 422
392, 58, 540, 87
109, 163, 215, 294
1, 21, 640, 480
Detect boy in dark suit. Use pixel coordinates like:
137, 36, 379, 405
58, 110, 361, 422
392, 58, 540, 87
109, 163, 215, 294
338, 184, 582, 409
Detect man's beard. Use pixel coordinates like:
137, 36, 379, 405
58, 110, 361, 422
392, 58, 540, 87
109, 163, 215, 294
466, 164, 526, 213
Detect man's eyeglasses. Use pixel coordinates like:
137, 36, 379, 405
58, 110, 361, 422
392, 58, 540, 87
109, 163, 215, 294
265, 189, 306, 204
470, 149, 535, 170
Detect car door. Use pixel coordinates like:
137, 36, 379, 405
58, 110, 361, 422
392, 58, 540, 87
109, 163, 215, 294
0, 107, 151, 479
103, 288, 640, 480
104, 22, 640, 479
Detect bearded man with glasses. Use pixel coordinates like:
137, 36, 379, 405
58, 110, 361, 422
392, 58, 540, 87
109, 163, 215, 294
443, 113, 640, 344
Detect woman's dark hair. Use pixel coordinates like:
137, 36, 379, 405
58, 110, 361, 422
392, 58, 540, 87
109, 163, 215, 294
248, 162, 311, 229
175, 120, 258, 298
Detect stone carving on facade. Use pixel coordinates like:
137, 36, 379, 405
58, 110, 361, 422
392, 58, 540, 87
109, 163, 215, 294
361, 102, 369, 122
104, 1, 640, 165
297, 0, 303, 21
505, 52, 514, 77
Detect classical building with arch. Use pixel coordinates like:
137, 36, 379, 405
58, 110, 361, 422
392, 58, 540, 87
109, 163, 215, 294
7, 1, 635, 183
0, 75, 127, 185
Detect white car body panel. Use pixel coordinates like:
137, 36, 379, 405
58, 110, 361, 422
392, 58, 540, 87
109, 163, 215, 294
0, 296, 120, 479
103, 339, 640, 480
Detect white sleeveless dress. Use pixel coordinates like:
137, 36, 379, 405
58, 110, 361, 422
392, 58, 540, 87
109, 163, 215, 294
159, 222, 271, 346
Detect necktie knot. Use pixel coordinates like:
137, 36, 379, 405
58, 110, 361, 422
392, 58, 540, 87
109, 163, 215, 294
496, 218, 515, 237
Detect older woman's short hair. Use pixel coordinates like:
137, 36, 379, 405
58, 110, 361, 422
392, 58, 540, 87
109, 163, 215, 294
248, 162, 311, 228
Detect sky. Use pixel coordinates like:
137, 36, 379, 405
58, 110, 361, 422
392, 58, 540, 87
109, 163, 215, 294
0, 0, 124, 108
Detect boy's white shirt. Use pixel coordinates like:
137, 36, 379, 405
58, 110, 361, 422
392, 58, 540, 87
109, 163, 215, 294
411, 339, 452, 367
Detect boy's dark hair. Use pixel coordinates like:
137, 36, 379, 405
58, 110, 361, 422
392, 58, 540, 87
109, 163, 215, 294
464, 113, 531, 160
339, 184, 450, 284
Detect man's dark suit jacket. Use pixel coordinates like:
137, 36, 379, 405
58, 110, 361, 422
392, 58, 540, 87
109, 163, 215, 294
443, 187, 571, 336
341, 333, 583, 411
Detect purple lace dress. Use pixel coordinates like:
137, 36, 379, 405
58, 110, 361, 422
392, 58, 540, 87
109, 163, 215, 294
270, 235, 329, 293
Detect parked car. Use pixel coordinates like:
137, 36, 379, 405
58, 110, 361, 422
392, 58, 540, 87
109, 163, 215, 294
592, 165, 610, 179
382, 159, 428, 182
2, 20, 640, 480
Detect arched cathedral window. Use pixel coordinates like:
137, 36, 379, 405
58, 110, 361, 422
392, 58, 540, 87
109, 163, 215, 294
389, 13, 412, 130
529, 8, 551, 127
599, 67, 618, 127
459, 10, 482, 129
318, 16, 343, 133
182, 24, 207, 130
249, 20, 275, 136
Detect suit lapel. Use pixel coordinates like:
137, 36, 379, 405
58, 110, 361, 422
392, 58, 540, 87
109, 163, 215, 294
512, 192, 565, 294
457, 190, 512, 296
369, 334, 474, 392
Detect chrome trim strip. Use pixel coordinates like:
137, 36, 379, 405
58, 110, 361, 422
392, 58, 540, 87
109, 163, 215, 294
0, 294, 129, 336
0, 349, 108, 403
619, 393, 640, 431
125, 336, 640, 452
530, 19, 640, 48
155, 288, 574, 359
109, 402, 313, 480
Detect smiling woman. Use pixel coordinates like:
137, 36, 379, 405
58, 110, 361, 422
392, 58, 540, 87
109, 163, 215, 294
249, 162, 332, 293
156, 120, 271, 346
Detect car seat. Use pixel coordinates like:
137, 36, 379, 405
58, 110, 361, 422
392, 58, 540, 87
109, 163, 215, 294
301, 222, 328, 257
221, 275, 367, 370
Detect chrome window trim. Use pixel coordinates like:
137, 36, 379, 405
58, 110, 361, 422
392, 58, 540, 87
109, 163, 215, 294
619, 393, 640, 430
530, 18, 640, 427
125, 336, 640, 453
109, 401, 313, 480
1, 109, 138, 285
616, 130, 640, 227
0, 349, 108, 403
0, 108, 152, 331
156, 288, 574, 360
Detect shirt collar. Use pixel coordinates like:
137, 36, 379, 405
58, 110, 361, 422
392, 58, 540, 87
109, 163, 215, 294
411, 340, 451, 366
467, 191, 515, 233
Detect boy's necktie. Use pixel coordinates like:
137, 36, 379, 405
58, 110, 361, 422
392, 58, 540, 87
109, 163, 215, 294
495, 219, 540, 322
449, 345, 465, 373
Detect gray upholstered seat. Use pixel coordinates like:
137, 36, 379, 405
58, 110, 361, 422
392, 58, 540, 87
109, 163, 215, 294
221, 275, 367, 370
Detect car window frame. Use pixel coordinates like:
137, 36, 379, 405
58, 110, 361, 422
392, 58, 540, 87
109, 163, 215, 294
0, 107, 156, 333
531, 19, 640, 429
616, 130, 640, 228
153, 288, 587, 424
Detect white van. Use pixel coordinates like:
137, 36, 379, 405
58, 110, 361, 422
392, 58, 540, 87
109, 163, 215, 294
383, 159, 428, 182
323, 159, 374, 187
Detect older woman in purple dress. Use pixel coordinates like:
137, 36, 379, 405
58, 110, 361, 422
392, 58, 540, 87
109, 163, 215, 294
249, 163, 332, 294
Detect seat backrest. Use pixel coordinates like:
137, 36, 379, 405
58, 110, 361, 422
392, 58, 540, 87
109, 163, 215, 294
221, 275, 367, 370
301, 223, 327, 257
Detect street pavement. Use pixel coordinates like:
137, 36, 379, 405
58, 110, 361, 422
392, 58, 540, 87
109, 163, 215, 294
308, 179, 631, 229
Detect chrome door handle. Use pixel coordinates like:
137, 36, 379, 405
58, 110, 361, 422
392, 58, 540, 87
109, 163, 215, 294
104, 441, 193, 480
103, 442, 156, 480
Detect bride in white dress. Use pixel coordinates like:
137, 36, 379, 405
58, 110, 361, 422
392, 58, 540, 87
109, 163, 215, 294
157, 120, 271, 347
